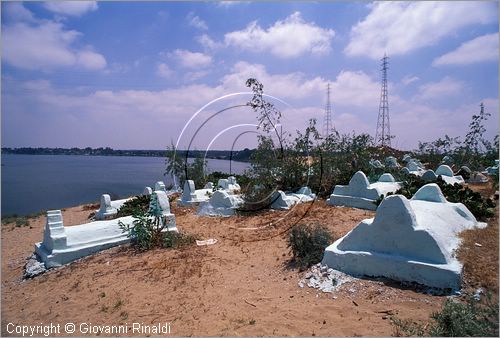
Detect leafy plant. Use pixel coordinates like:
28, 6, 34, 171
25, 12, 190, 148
116, 194, 151, 218
287, 223, 333, 270
119, 192, 169, 251
392, 293, 499, 337
163, 231, 196, 249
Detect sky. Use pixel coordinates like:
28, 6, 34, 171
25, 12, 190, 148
1, 0, 499, 151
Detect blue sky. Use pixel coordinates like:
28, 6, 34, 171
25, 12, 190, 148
1, 1, 498, 151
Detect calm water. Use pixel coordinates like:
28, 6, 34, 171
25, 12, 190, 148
1, 154, 250, 217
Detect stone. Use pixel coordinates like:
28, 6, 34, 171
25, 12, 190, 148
35, 191, 177, 268
442, 155, 453, 165
326, 171, 401, 211
24, 254, 47, 279
270, 188, 315, 210
422, 169, 438, 182
322, 183, 486, 289
400, 167, 410, 175
197, 190, 244, 216
204, 182, 214, 189
154, 181, 166, 192
402, 154, 412, 163
378, 173, 396, 183
143, 186, 153, 195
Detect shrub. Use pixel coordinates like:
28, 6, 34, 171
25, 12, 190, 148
163, 231, 196, 249
116, 194, 151, 218
287, 223, 333, 270
392, 293, 499, 337
429, 294, 498, 337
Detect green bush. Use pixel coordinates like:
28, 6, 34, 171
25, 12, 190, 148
429, 294, 498, 337
163, 231, 196, 249
287, 223, 333, 270
116, 194, 151, 218
392, 293, 499, 337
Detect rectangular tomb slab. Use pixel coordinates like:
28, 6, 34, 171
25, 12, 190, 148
35, 191, 177, 267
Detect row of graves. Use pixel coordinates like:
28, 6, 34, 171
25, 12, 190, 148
30, 156, 498, 292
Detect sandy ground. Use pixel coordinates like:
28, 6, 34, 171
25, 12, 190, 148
1, 184, 498, 336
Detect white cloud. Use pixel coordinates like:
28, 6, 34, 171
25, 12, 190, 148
416, 77, 465, 100
224, 11, 335, 58
2, 2, 36, 23
170, 49, 212, 69
197, 34, 221, 50
433, 33, 499, 66
187, 12, 208, 30
401, 75, 419, 86
345, 2, 497, 59
2, 21, 107, 71
44, 1, 98, 17
157, 63, 173, 78
77, 49, 107, 70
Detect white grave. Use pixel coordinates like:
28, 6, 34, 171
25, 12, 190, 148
326, 171, 401, 211
177, 180, 212, 207
197, 190, 244, 216
270, 187, 316, 210
35, 191, 177, 267
422, 169, 438, 182
435, 164, 465, 185
385, 156, 399, 168
143, 186, 153, 195
467, 172, 489, 184
95, 194, 129, 220
154, 181, 167, 192
369, 159, 385, 169
485, 160, 499, 176
217, 176, 241, 194
322, 183, 486, 289
204, 182, 214, 189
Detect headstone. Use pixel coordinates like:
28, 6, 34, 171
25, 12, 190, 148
407, 160, 421, 172
322, 183, 486, 289
271, 190, 300, 210
401, 167, 410, 175
378, 173, 396, 183
153, 190, 171, 215
204, 182, 214, 189
96, 194, 117, 220
143, 187, 153, 195
422, 169, 438, 182
42, 210, 67, 253
218, 179, 229, 190
435, 164, 454, 177
369, 159, 385, 169
181, 180, 197, 202
155, 181, 166, 192
402, 154, 412, 163
442, 155, 453, 165
385, 156, 399, 168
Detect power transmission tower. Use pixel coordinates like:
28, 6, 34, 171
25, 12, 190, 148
375, 54, 391, 147
322, 83, 334, 137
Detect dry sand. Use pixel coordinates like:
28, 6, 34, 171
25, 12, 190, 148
1, 184, 498, 336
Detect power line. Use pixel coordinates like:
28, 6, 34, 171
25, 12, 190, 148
375, 54, 391, 147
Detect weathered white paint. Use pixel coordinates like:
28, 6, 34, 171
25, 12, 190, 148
35, 191, 177, 268
177, 180, 212, 207
197, 190, 244, 216
322, 183, 486, 289
326, 171, 401, 210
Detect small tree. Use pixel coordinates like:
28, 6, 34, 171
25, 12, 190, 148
461, 102, 491, 169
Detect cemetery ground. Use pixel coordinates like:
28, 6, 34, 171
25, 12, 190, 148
1, 183, 498, 336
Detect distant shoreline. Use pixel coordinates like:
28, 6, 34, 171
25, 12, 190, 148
1, 147, 254, 162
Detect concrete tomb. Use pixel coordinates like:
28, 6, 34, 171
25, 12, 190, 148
385, 156, 399, 168
177, 180, 212, 207
456, 166, 471, 180
467, 172, 489, 184
270, 187, 316, 210
35, 191, 177, 268
326, 171, 401, 211
218, 176, 241, 193
322, 183, 486, 289
143, 186, 153, 195
486, 159, 499, 176
435, 164, 465, 185
369, 159, 385, 169
442, 155, 453, 165
95, 194, 129, 220
406, 159, 425, 176
204, 182, 214, 189
197, 190, 244, 217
